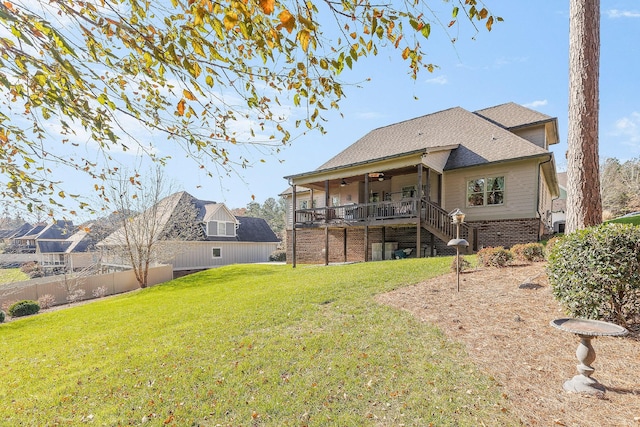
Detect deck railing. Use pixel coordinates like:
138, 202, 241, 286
295, 199, 474, 247
295, 199, 420, 224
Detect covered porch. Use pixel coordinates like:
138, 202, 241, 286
285, 152, 476, 266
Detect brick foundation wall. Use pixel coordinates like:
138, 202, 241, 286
468, 218, 542, 249
287, 218, 544, 264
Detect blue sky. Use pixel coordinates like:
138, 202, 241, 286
5, 0, 640, 219
195, 0, 640, 209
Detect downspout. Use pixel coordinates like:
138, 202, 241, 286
536, 155, 553, 240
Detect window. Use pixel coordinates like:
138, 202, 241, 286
467, 176, 505, 207
212, 247, 222, 258
206, 221, 236, 237
402, 186, 416, 199
331, 195, 340, 207
300, 200, 308, 209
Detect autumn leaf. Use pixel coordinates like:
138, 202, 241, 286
183, 89, 197, 100
401, 47, 409, 60
298, 29, 310, 52
223, 12, 238, 30
278, 10, 295, 33
177, 99, 186, 116
486, 16, 494, 31
258, 0, 275, 15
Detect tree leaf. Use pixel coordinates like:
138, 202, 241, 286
258, 0, 275, 15
278, 10, 295, 33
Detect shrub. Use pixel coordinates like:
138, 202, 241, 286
450, 255, 471, 273
37, 294, 56, 309
92, 286, 108, 298
0, 310, 5, 323
511, 242, 545, 263
544, 236, 561, 259
477, 246, 512, 268
20, 261, 44, 278
8, 300, 40, 317
269, 250, 286, 262
547, 223, 640, 327
67, 289, 86, 304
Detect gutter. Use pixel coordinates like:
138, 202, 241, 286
536, 154, 554, 238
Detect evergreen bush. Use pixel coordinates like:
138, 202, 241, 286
0, 310, 5, 323
477, 246, 512, 268
269, 250, 286, 262
8, 300, 40, 317
547, 223, 640, 326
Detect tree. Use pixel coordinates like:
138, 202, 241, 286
0, 0, 500, 214
600, 157, 640, 216
565, 0, 602, 233
99, 167, 203, 288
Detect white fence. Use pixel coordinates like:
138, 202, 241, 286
0, 265, 173, 311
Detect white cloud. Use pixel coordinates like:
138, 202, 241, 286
613, 112, 640, 146
524, 100, 548, 109
606, 9, 640, 18
425, 75, 448, 85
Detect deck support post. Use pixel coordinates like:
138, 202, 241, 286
416, 164, 423, 258
292, 184, 297, 268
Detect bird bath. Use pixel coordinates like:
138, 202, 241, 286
550, 318, 628, 395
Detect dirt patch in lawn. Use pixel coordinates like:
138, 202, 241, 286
376, 262, 640, 427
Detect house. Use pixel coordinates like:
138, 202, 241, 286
282, 102, 560, 265
99, 191, 280, 275
36, 223, 100, 274
10, 222, 47, 253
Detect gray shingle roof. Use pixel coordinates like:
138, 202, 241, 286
317, 106, 551, 172
473, 102, 553, 129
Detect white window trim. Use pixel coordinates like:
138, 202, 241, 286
206, 220, 237, 237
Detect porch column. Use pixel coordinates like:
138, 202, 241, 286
364, 173, 369, 262
291, 184, 297, 268
426, 169, 431, 202
325, 180, 329, 266
416, 164, 423, 258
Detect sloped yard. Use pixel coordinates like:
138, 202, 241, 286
377, 262, 639, 427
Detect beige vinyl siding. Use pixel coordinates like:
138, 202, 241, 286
443, 159, 541, 221
208, 208, 235, 222
422, 150, 451, 173
170, 241, 279, 270
512, 125, 547, 149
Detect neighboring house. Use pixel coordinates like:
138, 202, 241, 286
99, 191, 280, 274
11, 223, 47, 253
282, 102, 560, 265
37, 224, 100, 273
551, 172, 567, 233
0, 222, 33, 246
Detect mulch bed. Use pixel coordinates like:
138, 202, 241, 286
376, 262, 640, 427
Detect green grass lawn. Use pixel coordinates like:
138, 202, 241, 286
0, 259, 516, 426
0, 267, 29, 285
607, 214, 640, 226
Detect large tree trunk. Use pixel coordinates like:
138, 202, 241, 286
566, 0, 602, 233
